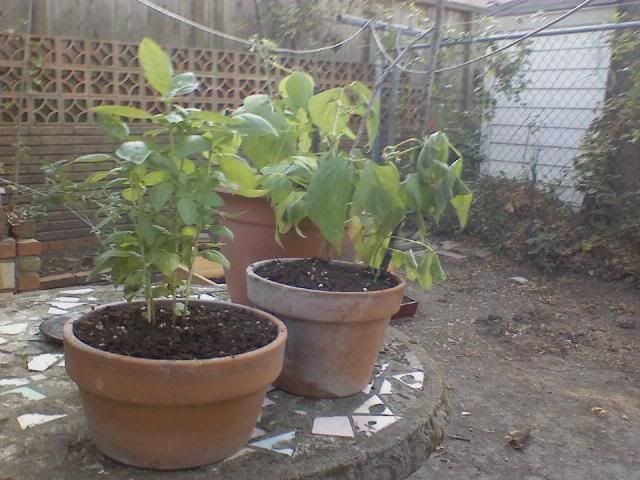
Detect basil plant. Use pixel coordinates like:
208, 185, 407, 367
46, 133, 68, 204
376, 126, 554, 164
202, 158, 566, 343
45, 38, 274, 323
221, 72, 473, 289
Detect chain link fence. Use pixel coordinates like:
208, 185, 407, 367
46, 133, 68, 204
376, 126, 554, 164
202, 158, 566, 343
480, 26, 616, 205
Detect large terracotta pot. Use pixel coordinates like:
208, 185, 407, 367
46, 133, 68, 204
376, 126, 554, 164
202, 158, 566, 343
246, 259, 405, 398
220, 192, 341, 305
63, 299, 287, 470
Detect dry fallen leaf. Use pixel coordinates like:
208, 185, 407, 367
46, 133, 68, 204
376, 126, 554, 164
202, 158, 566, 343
502, 427, 531, 449
591, 407, 608, 417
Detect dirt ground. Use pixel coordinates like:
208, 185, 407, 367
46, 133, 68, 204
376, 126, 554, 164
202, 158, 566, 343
402, 242, 640, 480
40, 246, 96, 276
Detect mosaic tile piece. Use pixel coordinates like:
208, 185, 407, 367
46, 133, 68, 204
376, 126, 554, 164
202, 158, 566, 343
0, 377, 29, 387
392, 372, 424, 390
47, 307, 68, 315
27, 353, 64, 372
17, 413, 67, 430
362, 383, 373, 394
0, 323, 28, 335
0, 336, 7, 345
60, 288, 94, 294
55, 297, 80, 302
1, 386, 46, 401
250, 431, 296, 456
379, 379, 393, 395
223, 447, 254, 462
312, 416, 354, 438
353, 395, 393, 416
262, 397, 275, 407
48, 302, 85, 310
30, 374, 46, 382
352, 415, 401, 436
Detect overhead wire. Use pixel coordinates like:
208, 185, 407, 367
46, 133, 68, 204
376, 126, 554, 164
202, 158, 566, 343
133, 0, 371, 55
369, 0, 596, 75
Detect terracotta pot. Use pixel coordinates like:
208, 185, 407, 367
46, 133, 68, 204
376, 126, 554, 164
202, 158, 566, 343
220, 192, 354, 305
246, 258, 405, 398
63, 299, 287, 470
10, 220, 35, 239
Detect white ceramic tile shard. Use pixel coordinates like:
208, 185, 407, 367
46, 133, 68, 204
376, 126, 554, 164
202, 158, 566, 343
0, 323, 28, 335
250, 431, 296, 456
352, 415, 401, 436
199, 294, 217, 301
0, 336, 7, 345
60, 288, 94, 294
17, 413, 67, 430
47, 307, 68, 315
353, 395, 394, 416
312, 416, 354, 438
1, 386, 46, 401
361, 383, 373, 394
87, 297, 98, 301
251, 427, 266, 439
27, 353, 64, 372
461, 411, 472, 416
48, 302, 85, 310
262, 397, 275, 407
379, 379, 393, 395
375, 362, 390, 376
0, 377, 30, 387
55, 297, 80, 302
57, 359, 66, 367
392, 371, 424, 390
30, 374, 47, 382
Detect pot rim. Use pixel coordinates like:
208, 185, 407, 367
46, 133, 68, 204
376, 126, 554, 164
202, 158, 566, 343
63, 299, 287, 367
246, 257, 406, 297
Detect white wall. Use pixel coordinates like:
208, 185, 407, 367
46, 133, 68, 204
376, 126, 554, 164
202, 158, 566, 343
482, 6, 617, 204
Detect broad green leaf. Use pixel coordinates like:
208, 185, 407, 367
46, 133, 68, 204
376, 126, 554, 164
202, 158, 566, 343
181, 159, 195, 175
209, 225, 234, 240
308, 88, 351, 138
116, 141, 151, 164
122, 188, 142, 202
306, 156, 353, 250
174, 135, 211, 158
234, 112, 279, 136
97, 114, 129, 140
201, 250, 230, 269
86, 171, 111, 184
149, 182, 174, 210
92, 105, 152, 119
220, 156, 258, 191
274, 191, 307, 236
149, 250, 181, 277
279, 72, 315, 111
168, 72, 199, 97
89, 249, 135, 280
261, 174, 293, 205
138, 37, 173, 95
75, 154, 112, 163
188, 110, 243, 125
450, 178, 472, 229
142, 170, 169, 186
177, 197, 198, 225
200, 191, 224, 207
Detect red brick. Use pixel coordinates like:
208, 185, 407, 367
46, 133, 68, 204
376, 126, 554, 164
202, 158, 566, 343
16, 272, 40, 292
40, 273, 76, 289
0, 238, 16, 259
16, 239, 42, 256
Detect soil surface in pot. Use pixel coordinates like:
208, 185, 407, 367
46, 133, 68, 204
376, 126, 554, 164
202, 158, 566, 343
254, 258, 398, 292
74, 302, 278, 360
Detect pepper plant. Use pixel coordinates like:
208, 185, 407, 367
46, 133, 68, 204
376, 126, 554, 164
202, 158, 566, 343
220, 72, 472, 288
46, 38, 277, 323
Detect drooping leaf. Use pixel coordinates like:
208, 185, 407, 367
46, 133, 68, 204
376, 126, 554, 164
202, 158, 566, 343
306, 156, 353, 250
115, 141, 151, 164
220, 156, 258, 191
308, 88, 351, 139
233, 112, 279, 136
92, 105, 152, 119
74, 154, 113, 163
279, 71, 315, 112
201, 250, 230, 269
177, 197, 198, 225
138, 37, 173, 95
209, 225, 234, 240
188, 110, 244, 125
142, 170, 169, 186
122, 188, 143, 202
450, 178, 472, 229
174, 135, 211, 158
149, 250, 181, 277
149, 182, 174, 210
168, 72, 199, 97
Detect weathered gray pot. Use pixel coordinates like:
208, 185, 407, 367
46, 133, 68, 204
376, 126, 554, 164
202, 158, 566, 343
246, 258, 405, 398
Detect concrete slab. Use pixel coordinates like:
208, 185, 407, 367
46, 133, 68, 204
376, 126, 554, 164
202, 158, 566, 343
0, 285, 449, 480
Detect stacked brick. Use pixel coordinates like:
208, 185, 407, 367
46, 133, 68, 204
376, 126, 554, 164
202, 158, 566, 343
0, 234, 42, 297
0, 237, 15, 299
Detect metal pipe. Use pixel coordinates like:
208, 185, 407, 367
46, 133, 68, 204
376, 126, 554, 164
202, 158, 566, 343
337, 14, 640, 48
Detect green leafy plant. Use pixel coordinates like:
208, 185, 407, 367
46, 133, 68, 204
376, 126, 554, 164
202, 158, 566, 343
46, 38, 269, 324
223, 72, 472, 288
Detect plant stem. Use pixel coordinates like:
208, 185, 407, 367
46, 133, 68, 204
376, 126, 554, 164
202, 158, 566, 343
378, 222, 403, 275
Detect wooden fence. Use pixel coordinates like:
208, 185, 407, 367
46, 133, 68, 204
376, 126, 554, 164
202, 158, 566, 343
0, 31, 425, 245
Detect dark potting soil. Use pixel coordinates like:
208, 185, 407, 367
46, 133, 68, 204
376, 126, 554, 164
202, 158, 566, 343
254, 258, 398, 292
73, 302, 278, 360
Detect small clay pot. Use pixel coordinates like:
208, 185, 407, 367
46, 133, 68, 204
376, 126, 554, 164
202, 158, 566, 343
247, 258, 405, 398
10, 220, 36, 239
219, 192, 353, 305
63, 299, 287, 470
